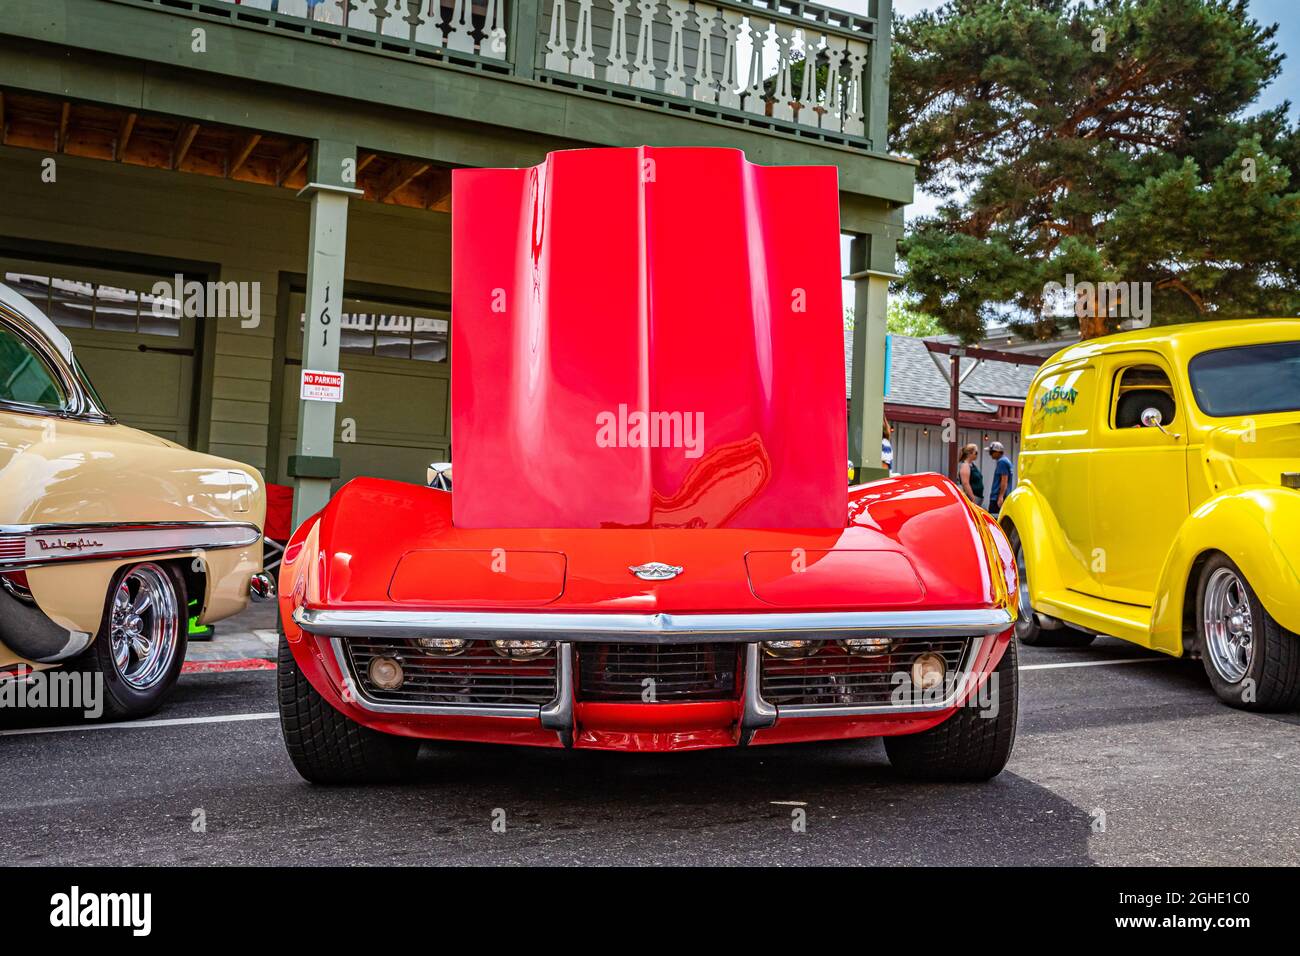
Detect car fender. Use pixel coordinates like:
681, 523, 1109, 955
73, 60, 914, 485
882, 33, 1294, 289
0, 413, 266, 643
1151, 486, 1300, 652
998, 482, 1071, 606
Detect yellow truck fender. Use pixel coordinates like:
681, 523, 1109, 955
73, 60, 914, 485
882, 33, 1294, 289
1151, 486, 1300, 655
997, 483, 1071, 605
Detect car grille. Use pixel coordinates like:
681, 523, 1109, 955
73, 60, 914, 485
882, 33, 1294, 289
577, 642, 740, 702
760, 638, 972, 707
344, 639, 558, 707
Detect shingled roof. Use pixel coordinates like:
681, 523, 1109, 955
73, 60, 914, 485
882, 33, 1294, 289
845, 330, 1036, 413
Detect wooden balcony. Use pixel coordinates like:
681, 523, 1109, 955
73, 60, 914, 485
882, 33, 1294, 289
99, 0, 891, 152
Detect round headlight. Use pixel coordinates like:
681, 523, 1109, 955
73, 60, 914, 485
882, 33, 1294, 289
910, 651, 947, 692
368, 655, 405, 691
762, 639, 824, 659
416, 637, 468, 656
838, 637, 892, 656
491, 639, 553, 660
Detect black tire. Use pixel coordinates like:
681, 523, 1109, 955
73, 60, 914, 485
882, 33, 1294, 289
1196, 554, 1300, 712
76, 562, 188, 720
277, 637, 421, 784
1006, 524, 1095, 648
885, 637, 1019, 781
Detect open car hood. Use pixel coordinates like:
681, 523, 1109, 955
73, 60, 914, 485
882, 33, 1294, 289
450, 146, 846, 529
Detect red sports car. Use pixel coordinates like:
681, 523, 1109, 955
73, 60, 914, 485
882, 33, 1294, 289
276, 146, 1019, 783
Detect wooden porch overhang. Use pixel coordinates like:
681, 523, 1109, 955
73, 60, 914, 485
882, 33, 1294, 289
0, 89, 452, 211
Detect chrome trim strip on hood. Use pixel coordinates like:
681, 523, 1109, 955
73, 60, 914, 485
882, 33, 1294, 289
0, 521, 263, 572
294, 607, 1014, 644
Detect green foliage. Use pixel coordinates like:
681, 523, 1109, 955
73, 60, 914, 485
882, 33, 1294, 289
887, 298, 943, 337
890, 0, 1300, 341
845, 301, 944, 337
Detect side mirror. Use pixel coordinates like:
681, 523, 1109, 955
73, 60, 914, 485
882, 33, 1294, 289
1139, 407, 1179, 439
427, 461, 453, 491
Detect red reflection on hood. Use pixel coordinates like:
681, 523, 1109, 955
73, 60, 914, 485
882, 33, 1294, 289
451, 146, 846, 529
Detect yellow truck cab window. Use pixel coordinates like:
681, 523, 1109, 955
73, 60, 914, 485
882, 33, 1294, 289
0, 322, 65, 411
1111, 364, 1178, 430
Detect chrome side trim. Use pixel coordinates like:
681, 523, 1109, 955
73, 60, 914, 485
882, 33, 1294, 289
294, 607, 1014, 644
0, 521, 263, 572
327, 638, 545, 720
772, 637, 987, 718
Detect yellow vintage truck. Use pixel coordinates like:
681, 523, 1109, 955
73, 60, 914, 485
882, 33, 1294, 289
1001, 319, 1300, 710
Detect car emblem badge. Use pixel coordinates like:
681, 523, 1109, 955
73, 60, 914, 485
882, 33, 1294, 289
629, 562, 684, 581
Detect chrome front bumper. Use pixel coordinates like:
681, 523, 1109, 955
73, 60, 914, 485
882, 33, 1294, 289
294, 607, 1012, 643
298, 606, 1012, 739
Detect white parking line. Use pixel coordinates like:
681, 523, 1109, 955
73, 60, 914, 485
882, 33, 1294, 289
1020, 657, 1174, 671
0, 711, 278, 737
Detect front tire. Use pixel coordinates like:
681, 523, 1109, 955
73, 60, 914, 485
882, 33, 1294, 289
1197, 555, 1300, 711
884, 637, 1019, 781
77, 562, 187, 719
277, 637, 421, 784
1006, 524, 1095, 648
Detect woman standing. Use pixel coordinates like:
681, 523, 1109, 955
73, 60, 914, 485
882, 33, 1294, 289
958, 443, 984, 507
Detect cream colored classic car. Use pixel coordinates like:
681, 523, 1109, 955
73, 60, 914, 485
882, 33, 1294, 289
0, 282, 272, 718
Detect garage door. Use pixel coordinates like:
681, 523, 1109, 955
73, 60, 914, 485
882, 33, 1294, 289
277, 288, 450, 487
1, 260, 198, 445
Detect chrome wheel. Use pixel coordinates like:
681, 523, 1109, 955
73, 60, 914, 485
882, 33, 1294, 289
1012, 536, 1037, 639
108, 564, 180, 690
1203, 567, 1254, 684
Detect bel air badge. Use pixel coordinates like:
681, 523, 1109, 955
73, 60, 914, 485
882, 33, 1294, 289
629, 562, 684, 581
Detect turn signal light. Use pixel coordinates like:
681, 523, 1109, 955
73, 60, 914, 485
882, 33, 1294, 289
368, 656, 405, 691
490, 639, 553, 660
838, 637, 892, 656
762, 639, 823, 659
911, 652, 946, 691
416, 637, 468, 656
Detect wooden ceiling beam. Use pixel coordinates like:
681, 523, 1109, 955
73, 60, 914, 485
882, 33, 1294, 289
277, 141, 310, 186
172, 122, 199, 169
115, 112, 136, 162
375, 159, 430, 203
426, 167, 453, 212
57, 101, 70, 152
228, 131, 262, 177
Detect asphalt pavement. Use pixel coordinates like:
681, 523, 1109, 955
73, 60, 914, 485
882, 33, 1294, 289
2, 637, 1297, 866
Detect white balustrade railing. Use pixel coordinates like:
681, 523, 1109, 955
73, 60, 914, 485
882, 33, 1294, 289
538, 0, 875, 139
169, 1, 880, 146
228, 0, 508, 61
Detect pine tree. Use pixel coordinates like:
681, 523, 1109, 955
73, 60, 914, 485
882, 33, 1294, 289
890, 0, 1300, 341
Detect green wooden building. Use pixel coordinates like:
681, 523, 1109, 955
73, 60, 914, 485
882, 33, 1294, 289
0, 0, 913, 522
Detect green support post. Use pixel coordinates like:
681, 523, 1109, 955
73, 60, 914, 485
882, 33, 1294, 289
867, 0, 894, 151
289, 139, 362, 532
847, 234, 896, 484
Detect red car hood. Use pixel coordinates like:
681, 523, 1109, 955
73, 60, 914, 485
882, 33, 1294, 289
450, 146, 846, 530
